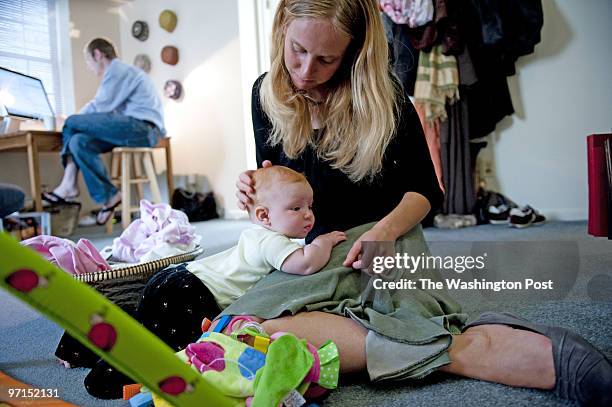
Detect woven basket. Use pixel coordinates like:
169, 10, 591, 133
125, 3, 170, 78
74, 246, 204, 314
47, 203, 81, 237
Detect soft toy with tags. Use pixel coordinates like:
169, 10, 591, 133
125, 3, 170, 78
168, 316, 340, 407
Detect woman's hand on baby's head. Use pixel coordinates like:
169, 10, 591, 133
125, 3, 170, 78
235, 161, 274, 210
236, 170, 255, 210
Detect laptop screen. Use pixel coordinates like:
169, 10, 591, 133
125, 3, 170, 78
0, 67, 54, 120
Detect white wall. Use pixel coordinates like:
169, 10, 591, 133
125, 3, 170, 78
69, 0, 122, 112
484, 0, 612, 220
118, 0, 247, 218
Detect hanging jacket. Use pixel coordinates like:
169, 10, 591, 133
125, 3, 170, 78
470, 0, 543, 75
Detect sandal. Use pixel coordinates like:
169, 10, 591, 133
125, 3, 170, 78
463, 312, 612, 406
96, 200, 122, 225
41, 191, 77, 205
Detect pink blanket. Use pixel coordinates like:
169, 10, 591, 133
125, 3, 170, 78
22, 235, 110, 275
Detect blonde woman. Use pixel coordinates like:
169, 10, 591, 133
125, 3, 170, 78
235, 0, 610, 405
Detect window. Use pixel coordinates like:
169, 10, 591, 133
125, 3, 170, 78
255, 0, 280, 74
238, 0, 279, 169
0, 0, 66, 116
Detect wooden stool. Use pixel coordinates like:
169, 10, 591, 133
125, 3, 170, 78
106, 137, 174, 233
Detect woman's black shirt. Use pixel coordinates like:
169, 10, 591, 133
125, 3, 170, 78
251, 74, 443, 243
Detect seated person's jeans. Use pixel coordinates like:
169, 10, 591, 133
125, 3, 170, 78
0, 183, 25, 217
60, 112, 161, 204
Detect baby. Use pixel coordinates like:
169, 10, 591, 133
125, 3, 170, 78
187, 165, 346, 309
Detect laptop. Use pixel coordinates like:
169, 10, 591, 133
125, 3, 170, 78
0, 66, 55, 133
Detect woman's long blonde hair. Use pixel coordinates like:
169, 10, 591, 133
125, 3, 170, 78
260, 0, 400, 182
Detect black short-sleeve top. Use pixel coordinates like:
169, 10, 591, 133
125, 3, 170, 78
251, 74, 443, 243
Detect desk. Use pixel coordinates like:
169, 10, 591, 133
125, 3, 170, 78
0, 131, 62, 211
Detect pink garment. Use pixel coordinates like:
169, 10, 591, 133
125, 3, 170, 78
22, 235, 110, 275
380, 0, 434, 27
415, 102, 445, 193
112, 199, 199, 263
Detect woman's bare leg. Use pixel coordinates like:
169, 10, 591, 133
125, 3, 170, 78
260, 312, 555, 389
213, 312, 555, 389
262, 311, 367, 373
440, 324, 555, 389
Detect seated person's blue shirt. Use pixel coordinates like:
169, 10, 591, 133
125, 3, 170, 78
80, 59, 165, 135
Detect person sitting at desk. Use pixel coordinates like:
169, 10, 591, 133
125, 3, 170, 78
43, 37, 165, 225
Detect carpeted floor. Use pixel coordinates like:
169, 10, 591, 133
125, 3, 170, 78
1, 220, 610, 406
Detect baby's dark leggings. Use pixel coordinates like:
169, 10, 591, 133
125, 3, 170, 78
55, 263, 220, 399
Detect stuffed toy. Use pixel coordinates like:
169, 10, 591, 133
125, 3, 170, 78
166, 316, 339, 407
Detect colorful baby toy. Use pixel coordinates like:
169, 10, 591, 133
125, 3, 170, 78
173, 315, 339, 407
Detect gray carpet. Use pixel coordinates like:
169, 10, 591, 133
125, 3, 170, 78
1, 220, 610, 406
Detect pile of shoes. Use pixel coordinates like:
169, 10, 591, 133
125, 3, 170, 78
476, 188, 546, 228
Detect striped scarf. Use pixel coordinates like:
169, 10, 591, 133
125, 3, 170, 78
414, 45, 459, 123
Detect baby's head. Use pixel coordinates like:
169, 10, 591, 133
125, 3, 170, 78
247, 166, 314, 238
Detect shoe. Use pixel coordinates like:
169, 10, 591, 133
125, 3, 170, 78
509, 205, 546, 228
96, 200, 122, 225
41, 191, 78, 205
526, 205, 546, 226
460, 215, 477, 227
434, 214, 477, 229
487, 204, 511, 224
84, 359, 134, 399
78, 214, 98, 227
434, 214, 465, 229
509, 206, 536, 228
464, 312, 612, 406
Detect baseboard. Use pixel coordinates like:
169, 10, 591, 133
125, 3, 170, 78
539, 208, 587, 221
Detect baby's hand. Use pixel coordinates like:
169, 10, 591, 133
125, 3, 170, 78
284, 231, 347, 275
313, 231, 347, 248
